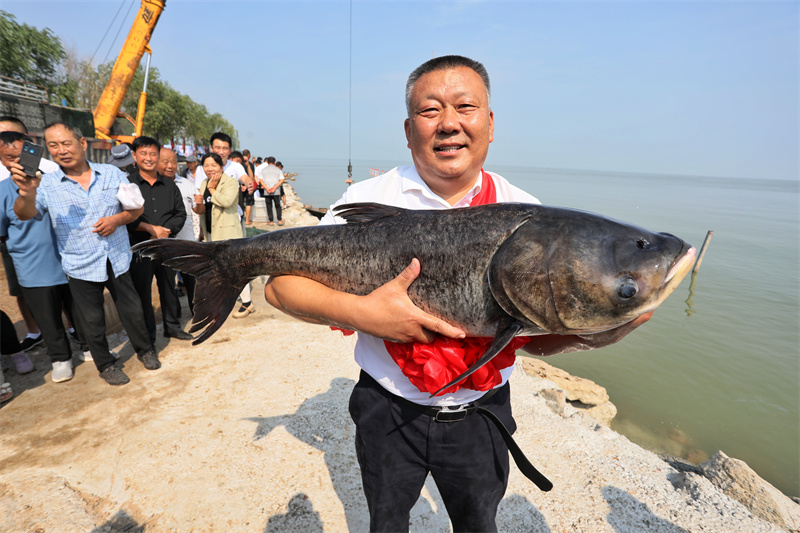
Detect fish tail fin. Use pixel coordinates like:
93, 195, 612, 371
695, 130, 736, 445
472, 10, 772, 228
132, 239, 246, 345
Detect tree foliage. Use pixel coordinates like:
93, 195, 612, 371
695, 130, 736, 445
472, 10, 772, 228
0, 10, 69, 103
0, 12, 238, 148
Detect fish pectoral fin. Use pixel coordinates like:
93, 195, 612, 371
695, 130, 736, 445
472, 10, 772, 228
333, 202, 406, 223
429, 321, 524, 397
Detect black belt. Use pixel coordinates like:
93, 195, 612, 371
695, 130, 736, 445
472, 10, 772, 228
396, 389, 554, 492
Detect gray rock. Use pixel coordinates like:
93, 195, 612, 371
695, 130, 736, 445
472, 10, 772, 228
700, 450, 800, 532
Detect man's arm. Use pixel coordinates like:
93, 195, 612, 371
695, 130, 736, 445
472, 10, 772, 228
9, 162, 41, 220
94, 206, 144, 237
264, 258, 466, 344
131, 221, 171, 239
521, 312, 653, 356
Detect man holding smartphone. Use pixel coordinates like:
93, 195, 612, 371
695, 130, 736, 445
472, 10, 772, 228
0, 130, 73, 381
10, 122, 158, 386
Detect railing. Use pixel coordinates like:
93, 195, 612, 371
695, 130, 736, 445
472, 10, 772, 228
0, 76, 48, 103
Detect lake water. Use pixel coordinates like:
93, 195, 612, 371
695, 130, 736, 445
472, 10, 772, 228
288, 158, 799, 497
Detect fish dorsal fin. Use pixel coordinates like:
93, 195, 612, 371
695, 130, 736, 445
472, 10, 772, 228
333, 202, 406, 223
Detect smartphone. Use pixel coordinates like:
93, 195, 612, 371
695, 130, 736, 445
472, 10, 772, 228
19, 141, 43, 177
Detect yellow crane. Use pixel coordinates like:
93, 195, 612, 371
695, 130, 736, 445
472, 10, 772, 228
93, 0, 166, 143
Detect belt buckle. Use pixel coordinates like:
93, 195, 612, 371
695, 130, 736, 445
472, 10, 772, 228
434, 405, 468, 422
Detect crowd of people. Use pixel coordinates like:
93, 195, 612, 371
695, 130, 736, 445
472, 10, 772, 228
0, 116, 287, 398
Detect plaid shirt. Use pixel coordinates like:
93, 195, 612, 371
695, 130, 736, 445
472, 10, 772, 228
36, 162, 133, 282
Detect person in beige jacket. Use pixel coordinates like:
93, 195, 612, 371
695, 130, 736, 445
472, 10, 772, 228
192, 152, 255, 318
193, 153, 241, 242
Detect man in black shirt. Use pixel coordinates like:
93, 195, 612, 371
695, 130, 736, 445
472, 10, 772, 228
127, 136, 192, 342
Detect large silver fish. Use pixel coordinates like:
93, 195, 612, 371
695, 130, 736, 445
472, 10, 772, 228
133, 202, 695, 393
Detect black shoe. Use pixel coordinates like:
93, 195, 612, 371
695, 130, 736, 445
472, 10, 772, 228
165, 330, 193, 341
137, 349, 161, 370
19, 334, 43, 352
100, 365, 130, 386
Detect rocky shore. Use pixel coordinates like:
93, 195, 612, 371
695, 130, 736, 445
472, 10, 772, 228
0, 184, 797, 532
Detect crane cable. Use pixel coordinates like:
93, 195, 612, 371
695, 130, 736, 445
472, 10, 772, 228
103, 0, 137, 64
347, 0, 353, 184
90, 0, 128, 65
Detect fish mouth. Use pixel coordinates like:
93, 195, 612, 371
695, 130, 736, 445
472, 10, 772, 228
649, 245, 696, 310
664, 245, 696, 286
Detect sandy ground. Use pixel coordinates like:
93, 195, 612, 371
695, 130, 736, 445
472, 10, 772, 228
0, 200, 787, 532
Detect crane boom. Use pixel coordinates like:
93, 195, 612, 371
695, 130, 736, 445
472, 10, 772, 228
93, 0, 166, 139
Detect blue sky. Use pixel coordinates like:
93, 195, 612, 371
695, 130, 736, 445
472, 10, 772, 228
4, 0, 798, 181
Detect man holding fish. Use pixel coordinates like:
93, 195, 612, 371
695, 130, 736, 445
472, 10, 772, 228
263, 55, 654, 532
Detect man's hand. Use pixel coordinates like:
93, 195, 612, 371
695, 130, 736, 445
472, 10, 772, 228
521, 311, 653, 357
149, 225, 171, 239
352, 258, 466, 343
264, 258, 466, 344
8, 161, 40, 197
93, 216, 121, 236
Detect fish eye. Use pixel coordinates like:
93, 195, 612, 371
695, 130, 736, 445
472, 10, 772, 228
636, 238, 649, 249
617, 278, 639, 299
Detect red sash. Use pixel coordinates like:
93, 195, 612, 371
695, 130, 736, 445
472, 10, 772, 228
332, 171, 529, 395
386, 170, 529, 395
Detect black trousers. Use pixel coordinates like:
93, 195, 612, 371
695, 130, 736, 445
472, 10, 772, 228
0, 310, 21, 355
67, 261, 153, 372
264, 195, 282, 222
181, 273, 196, 316
349, 371, 513, 533
129, 254, 182, 343
20, 284, 73, 363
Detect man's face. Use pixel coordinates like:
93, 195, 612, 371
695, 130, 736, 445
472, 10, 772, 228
0, 140, 23, 171
44, 125, 87, 171
187, 160, 198, 172
0, 121, 25, 134
230, 156, 243, 165
404, 66, 494, 187
210, 139, 231, 164
133, 145, 160, 174
158, 149, 178, 179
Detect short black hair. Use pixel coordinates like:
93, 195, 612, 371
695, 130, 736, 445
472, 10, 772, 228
132, 135, 161, 152
201, 152, 223, 167
405, 55, 491, 116
0, 116, 27, 134
44, 121, 84, 142
229, 150, 243, 160
0, 131, 31, 146
209, 132, 232, 148
266, 156, 276, 164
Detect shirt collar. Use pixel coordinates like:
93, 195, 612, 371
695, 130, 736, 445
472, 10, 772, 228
53, 160, 101, 184
129, 170, 166, 185
399, 166, 483, 207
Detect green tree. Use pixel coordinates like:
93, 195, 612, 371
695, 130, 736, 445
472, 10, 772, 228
0, 11, 68, 103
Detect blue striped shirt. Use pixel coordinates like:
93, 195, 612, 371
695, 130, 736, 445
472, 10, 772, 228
35, 162, 133, 282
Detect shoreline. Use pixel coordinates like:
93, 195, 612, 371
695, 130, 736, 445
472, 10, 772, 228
0, 184, 797, 531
